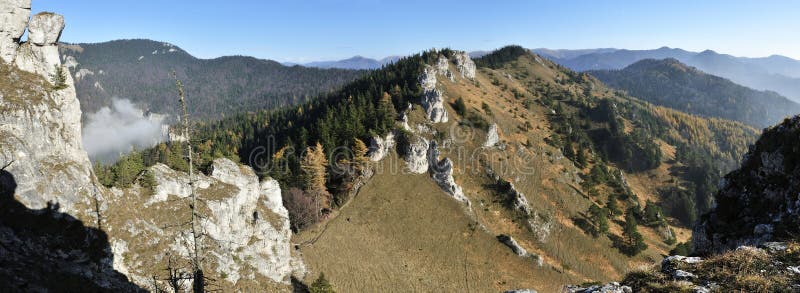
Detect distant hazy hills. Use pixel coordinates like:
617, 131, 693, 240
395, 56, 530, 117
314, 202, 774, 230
60, 39, 366, 120
297, 55, 402, 70
533, 47, 800, 102
589, 58, 800, 128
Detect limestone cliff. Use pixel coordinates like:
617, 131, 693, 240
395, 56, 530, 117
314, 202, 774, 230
0, 2, 302, 291
694, 115, 800, 255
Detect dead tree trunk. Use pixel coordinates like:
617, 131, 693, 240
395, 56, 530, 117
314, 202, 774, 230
174, 72, 204, 293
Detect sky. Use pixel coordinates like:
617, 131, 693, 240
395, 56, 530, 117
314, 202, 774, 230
33, 0, 800, 62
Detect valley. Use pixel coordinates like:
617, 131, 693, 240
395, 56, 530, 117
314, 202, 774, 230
3, 1, 800, 292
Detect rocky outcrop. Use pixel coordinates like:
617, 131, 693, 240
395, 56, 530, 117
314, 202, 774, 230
504, 289, 537, 293
694, 116, 800, 255
564, 282, 632, 293
615, 243, 800, 291
453, 51, 476, 80
0, 7, 301, 291
15, 12, 64, 79
0, 0, 29, 63
106, 159, 303, 289
484, 123, 500, 147
436, 55, 454, 81
428, 141, 470, 205
402, 135, 430, 174
497, 234, 528, 257
367, 132, 395, 162
0, 10, 90, 217
419, 65, 448, 123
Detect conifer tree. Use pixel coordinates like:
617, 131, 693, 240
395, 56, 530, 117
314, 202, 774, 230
587, 203, 609, 237
606, 194, 621, 216
622, 210, 648, 255
50, 65, 68, 90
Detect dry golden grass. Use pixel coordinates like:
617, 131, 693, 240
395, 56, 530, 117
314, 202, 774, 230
295, 52, 750, 291
296, 155, 576, 292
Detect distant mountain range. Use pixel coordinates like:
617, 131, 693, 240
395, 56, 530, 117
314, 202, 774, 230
589, 58, 800, 128
532, 47, 800, 102
290, 55, 403, 70
60, 39, 366, 120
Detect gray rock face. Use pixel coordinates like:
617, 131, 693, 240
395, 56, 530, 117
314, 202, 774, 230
693, 115, 800, 255
419, 65, 448, 123
107, 159, 304, 288
504, 289, 537, 293
427, 141, 469, 205
27, 12, 63, 45
0, 0, 29, 63
1, 47, 88, 217
453, 51, 476, 80
484, 123, 500, 147
367, 132, 395, 162
436, 55, 454, 81
403, 135, 429, 174
0, 8, 302, 290
14, 12, 64, 79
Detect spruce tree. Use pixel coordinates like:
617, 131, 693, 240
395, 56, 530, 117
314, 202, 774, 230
622, 210, 648, 255
587, 203, 609, 237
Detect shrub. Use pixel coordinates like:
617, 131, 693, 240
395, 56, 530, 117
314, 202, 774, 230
309, 273, 335, 293
452, 97, 467, 116
283, 188, 319, 232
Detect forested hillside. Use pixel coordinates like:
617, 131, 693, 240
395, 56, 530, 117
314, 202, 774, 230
589, 58, 800, 127
537, 47, 800, 102
96, 46, 759, 291
60, 39, 366, 119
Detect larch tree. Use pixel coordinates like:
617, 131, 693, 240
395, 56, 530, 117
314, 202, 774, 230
352, 138, 369, 171
301, 142, 330, 216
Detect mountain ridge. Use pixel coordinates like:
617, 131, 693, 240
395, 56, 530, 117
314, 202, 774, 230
534, 46, 800, 102
60, 39, 367, 120
589, 58, 800, 128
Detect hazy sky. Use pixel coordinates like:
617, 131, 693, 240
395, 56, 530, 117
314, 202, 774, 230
33, 0, 800, 62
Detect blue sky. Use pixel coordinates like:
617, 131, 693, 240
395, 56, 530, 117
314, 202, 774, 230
34, 0, 800, 62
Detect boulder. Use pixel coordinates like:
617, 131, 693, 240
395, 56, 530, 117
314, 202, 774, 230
760, 241, 788, 253
564, 282, 632, 293
504, 290, 537, 293
661, 255, 703, 276
0, 0, 30, 63
15, 12, 65, 79
672, 270, 697, 281
497, 234, 528, 257
27, 12, 63, 45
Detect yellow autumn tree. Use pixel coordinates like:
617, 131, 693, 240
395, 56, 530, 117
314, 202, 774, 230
352, 138, 369, 171
301, 142, 330, 214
